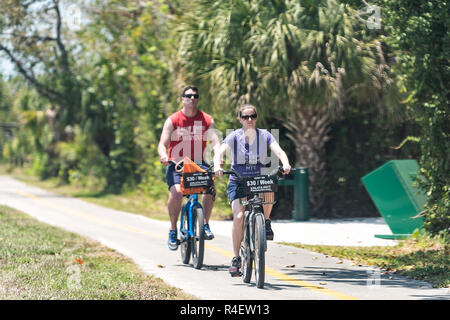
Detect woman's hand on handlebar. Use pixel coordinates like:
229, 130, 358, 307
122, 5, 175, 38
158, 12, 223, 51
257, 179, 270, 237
271, 163, 291, 176
282, 163, 291, 175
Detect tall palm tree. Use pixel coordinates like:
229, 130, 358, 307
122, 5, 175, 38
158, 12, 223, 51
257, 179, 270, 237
178, 0, 396, 215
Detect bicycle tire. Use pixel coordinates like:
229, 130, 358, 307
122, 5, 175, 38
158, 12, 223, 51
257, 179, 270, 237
254, 213, 266, 289
180, 210, 191, 264
191, 206, 205, 269
240, 239, 252, 283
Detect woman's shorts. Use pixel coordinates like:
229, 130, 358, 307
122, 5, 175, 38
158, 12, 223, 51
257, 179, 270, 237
165, 163, 210, 190
227, 180, 245, 204
227, 180, 275, 204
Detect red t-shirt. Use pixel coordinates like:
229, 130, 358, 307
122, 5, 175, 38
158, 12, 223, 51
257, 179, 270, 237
168, 109, 213, 162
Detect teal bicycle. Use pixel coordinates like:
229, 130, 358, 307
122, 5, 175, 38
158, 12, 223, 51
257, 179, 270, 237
225, 165, 294, 288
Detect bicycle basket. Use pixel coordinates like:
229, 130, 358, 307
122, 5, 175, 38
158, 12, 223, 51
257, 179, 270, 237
180, 157, 214, 195
239, 175, 278, 197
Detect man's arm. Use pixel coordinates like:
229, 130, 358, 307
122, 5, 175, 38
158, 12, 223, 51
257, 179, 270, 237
213, 143, 230, 177
158, 118, 174, 164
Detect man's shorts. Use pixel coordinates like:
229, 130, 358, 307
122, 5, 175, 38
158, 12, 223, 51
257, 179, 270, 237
165, 162, 210, 190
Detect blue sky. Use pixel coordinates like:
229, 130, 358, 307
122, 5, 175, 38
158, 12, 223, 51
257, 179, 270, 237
1, 1, 88, 78
0, 59, 14, 78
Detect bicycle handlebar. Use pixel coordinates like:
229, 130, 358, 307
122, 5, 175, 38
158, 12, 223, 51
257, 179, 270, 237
168, 159, 184, 172
167, 160, 295, 179
221, 165, 295, 180
167, 159, 214, 173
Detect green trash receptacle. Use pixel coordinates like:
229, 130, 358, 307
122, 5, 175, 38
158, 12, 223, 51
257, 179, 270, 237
278, 167, 309, 221
361, 160, 426, 239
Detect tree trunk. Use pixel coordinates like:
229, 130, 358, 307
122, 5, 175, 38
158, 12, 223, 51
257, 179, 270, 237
284, 107, 331, 217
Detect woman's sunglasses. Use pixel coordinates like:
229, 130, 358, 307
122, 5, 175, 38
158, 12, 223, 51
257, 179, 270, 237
240, 113, 257, 120
182, 93, 199, 99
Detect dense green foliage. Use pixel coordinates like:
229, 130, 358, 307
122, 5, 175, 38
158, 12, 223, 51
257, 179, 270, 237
175, 0, 407, 216
381, 0, 449, 235
0, 0, 447, 231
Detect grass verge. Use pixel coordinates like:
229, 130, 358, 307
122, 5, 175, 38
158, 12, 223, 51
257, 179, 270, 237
0, 205, 197, 300
282, 235, 450, 288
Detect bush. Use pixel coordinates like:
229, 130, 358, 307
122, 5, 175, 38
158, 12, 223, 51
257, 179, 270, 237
382, 0, 449, 235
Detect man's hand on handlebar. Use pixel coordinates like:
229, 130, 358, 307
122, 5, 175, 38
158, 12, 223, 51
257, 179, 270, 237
160, 155, 171, 165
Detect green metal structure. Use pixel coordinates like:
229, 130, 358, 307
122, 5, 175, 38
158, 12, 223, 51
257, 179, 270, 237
361, 160, 426, 239
279, 167, 309, 221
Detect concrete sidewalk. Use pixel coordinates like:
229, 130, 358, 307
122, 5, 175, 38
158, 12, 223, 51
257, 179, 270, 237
210, 217, 399, 247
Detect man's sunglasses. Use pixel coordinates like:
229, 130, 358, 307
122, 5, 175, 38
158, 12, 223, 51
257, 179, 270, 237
182, 93, 199, 99
240, 113, 257, 120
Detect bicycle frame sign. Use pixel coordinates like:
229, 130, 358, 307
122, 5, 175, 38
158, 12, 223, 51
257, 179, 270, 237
241, 175, 278, 195
182, 172, 213, 188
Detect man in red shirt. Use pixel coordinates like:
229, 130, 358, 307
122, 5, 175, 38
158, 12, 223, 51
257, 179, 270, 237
158, 86, 220, 250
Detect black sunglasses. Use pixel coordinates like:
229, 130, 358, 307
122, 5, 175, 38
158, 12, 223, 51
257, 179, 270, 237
182, 93, 199, 99
240, 113, 257, 120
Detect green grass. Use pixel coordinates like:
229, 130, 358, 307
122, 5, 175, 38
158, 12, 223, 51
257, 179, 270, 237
283, 235, 450, 288
0, 205, 197, 300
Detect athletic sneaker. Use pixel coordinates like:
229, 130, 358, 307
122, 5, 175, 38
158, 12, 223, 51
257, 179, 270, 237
265, 219, 274, 241
203, 224, 215, 240
229, 256, 241, 277
168, 230, 179, 251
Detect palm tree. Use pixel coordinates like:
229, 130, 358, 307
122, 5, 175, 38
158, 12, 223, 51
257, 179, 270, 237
178, 0, 397, 215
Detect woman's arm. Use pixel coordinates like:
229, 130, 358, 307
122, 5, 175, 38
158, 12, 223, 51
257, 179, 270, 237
269, 141, 291, 174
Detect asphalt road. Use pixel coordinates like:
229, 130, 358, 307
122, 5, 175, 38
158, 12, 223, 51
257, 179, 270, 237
0, 175, 448, 300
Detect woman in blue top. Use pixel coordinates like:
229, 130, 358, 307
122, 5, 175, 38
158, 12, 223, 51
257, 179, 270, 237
214, 104, 291, 276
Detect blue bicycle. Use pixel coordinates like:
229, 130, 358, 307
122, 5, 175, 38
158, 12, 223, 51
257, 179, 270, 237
170, 160, 215, 269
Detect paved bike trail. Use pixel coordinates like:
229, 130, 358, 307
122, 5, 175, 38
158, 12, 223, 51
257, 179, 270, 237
0, 176, 448, 300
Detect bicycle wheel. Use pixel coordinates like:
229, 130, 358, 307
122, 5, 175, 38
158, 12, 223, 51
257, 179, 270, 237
180, 210, 191, 264
254, 213, 266, 289
240, 239, 252, 283
191, 206, 205, 269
